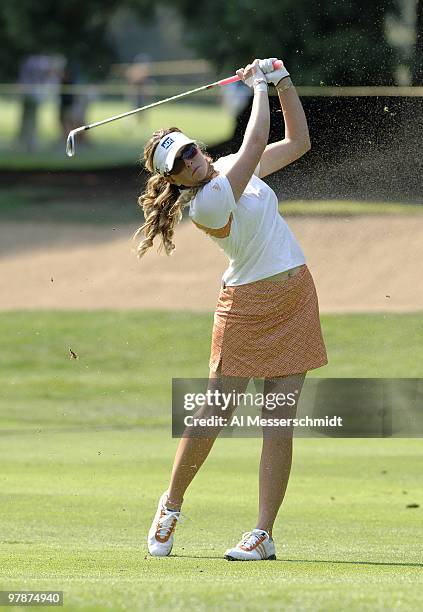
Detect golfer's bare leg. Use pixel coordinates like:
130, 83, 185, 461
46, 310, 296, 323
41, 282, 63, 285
256, 373, 306, 535
166, 368, 250, 510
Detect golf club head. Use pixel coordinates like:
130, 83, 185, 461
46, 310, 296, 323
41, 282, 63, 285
66, 130, 76, 157
66, 127, 86, 158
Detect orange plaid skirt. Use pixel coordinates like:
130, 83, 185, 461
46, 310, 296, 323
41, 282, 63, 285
210, 264, 328, 378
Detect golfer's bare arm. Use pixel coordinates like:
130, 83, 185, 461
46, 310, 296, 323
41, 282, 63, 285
259, 82, 310, 179
192, 86, 270, 238
225, 88, 270, 202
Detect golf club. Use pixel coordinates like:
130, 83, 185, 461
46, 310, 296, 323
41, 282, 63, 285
65, 60, 283, 157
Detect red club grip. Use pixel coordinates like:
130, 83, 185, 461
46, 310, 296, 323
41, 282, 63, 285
217, 60, 282, 87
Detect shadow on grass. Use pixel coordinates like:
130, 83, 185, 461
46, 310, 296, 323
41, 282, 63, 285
174, 554, 423, 567
284, 558, 423, 568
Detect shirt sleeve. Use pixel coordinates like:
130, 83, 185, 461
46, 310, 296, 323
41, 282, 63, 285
189, 174, 237, 229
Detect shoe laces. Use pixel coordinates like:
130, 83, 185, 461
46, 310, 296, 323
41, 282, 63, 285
156, 507, 184, 540
239, 530, 267, 548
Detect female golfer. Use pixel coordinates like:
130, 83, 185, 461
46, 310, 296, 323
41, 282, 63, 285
135, 58, 328, 560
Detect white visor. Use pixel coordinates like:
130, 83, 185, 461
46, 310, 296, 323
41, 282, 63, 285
153, 131, 196, 176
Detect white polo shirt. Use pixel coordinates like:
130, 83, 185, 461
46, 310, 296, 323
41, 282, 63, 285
189, 154, 306, 286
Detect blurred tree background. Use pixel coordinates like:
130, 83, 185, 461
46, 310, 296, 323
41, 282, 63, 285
0, 0, 421, 180
0, 0, 421, 84
0, 0, 152, 81
168, 0, 421, 85
414, 0, 423, 81
165, 0, 399, 85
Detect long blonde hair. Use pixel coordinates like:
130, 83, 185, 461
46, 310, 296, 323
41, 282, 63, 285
134, 127, 215, 258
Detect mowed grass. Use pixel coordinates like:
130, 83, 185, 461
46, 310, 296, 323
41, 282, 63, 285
0, 311, 422, 610
0, 99, 233, 170
280, 200, 423, 216
1, 431, 422, 611
1, 188, 422, 225
1, 311, 423, 430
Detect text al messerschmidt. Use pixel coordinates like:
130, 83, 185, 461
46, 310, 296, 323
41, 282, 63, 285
184, 415, 343, 428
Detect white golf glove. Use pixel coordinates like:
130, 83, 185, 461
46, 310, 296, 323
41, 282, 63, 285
258, 58, 278, 74
236, 60, 268, 92
259, 58, 290, 86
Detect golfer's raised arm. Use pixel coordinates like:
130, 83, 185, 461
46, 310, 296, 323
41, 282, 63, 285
259, 61, 311, 178
225, 60, 270, 202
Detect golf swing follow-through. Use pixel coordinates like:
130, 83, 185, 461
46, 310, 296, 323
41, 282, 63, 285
69, 56, 328, 560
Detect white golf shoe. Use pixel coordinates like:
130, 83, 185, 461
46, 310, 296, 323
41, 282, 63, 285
224, 529, 276, 561
147, 491, 183, 557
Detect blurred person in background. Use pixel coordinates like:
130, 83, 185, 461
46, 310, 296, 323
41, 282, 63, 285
125, 53, 152, 127
59, 62, 76, 141
16, 54, 57, 152
59, 60, 91, 147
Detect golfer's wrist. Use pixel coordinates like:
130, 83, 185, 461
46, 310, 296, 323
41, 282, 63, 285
276, 76, 293, 93
253, 78, 268, 93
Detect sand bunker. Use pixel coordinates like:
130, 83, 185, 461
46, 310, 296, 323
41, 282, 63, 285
1, 216, 422, 312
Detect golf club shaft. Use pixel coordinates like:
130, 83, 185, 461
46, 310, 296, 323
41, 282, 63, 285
78, 82, 220, 133
66, 60, 282, 156
66, 80, 222, 155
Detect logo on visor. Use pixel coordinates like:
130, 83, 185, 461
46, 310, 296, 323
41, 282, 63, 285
161, 136, 174, 150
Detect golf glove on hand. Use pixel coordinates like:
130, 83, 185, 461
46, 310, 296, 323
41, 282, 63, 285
258, 58, 278, 74
237, 60, 268, 92
261, 58, 290, 86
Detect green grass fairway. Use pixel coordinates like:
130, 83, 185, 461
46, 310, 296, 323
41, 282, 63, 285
1, 311, 422, 610
1, 188, 421, 225
280, 200, 423, 216
1, 431, 422, 611
1, 311, 423, 430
